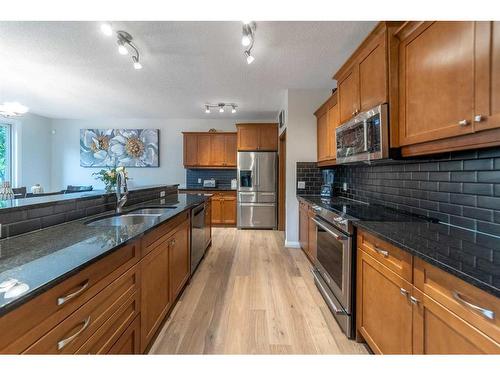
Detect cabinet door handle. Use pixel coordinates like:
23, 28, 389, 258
57, 316, 91, 350
57, 280, 89, 306
410, 296, 420, 305
474, 114, 484, 123
400, 288, 409, 297
374, 246, 389, 258
458, 119, 470, 127
452, 291, 495, 320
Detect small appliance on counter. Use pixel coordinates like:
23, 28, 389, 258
231, 178, 237, 190
203, 178, 216, 188
320, 185, 333, 198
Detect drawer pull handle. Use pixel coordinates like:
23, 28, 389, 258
374, 246, 389, 257
458, 119, 470, 127
410, 296, 420, 305
57, 316, 91, 350
400, 288, 409, 297
474, 114, 484, 123
452, 291, 495, 320
57, 280, 89, 306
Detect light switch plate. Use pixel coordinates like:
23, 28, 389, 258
343, 183, 348, 191
198, 178, 202, 183
297, 181, 306, 189
160, 191, 166, 197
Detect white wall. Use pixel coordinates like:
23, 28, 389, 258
284, 89, 330, 247
12, 113, 53, 192
50, 118, 270, 190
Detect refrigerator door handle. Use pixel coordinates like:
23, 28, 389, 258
255, 155, 259, 187
239, 202, 275, 207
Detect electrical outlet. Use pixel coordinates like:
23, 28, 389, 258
160, 191, 166, 197
198, 178, 202, 183
342, 183, 348, 191
297, 181, 306, 189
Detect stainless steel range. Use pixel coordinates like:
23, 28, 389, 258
309, 198, 362, 339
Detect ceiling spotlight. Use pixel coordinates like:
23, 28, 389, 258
132, 56, 142, 70
118, 41, 128, 55
245, 50, 255, 64
219, 104, 225, 113
205, 105, 210, 114
231, 105, 237, 114
100, 23, 113, 36
241, 34, 251, 47
0, 101, 29, 118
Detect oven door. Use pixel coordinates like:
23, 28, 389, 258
312, 216, 352, 313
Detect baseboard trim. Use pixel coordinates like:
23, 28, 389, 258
285, 240, 300, 249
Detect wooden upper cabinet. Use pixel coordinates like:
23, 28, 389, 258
182, 132, 237, 168
397, 22, 476, 146
316, 108, 329, 161
224, 133, 237, 167
475, 21, 500, 132
209, 134, 225, 166
359, 32, 387, 112
338, 68, 360, 123
183, 134, 198, 167
236, 123, 278, 151
236, 124, 260, 150
314, 93, 338, 165
334, 22, 401, 126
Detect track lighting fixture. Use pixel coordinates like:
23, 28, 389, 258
242, 21, 256, 65
0, 101, 29, 118
100, 24, 143, 70
204, 103, 238, 114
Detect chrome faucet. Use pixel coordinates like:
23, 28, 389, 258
115, 170, 128, 214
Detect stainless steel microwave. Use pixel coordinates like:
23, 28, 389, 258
335, 103, 389, 164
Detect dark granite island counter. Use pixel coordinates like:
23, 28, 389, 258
0, 193, 208, 317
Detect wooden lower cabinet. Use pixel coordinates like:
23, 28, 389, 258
357, 229, 500, 354
204, 199, 212, 249
140, 237, 171, 352
211, 192, 237, 226
0, 208, 195, 355
108, 316, 141, 354
307, 209, 317, 262
357, 249, 413, 354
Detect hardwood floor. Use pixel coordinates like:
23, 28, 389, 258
149, 228, 368, 354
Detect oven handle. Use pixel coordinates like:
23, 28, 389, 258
311, 269, 345, 315
312, 217, 347, 240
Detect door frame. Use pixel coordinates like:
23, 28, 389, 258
278, 130, 286, 231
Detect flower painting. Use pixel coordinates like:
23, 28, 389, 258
80, 129, 159, 167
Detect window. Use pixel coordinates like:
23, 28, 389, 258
0, 123, 12, 183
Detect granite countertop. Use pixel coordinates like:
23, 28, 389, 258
0, 193, 207, 317
297, 195, 500, 298
0, 184, 179, 213
178, 185, 236, 191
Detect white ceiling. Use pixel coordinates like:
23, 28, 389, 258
0, 21, 376, 120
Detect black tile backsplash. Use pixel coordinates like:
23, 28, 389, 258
326, 148, 500, 237
296, 162, 323, 195
0, 186, 177, 238
186, 169, 236, 189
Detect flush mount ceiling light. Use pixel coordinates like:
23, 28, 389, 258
242, 21, 256, 64
204, 103, 238, 114
0, 101, 29, 118
100, 23, 143, 70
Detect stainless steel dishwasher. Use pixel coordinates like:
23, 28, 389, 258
191, 204, 206, 274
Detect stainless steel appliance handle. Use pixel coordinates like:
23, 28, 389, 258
239, 202, 275, 207
452, 291, 495, 320
57, 280, 89, 306
239, 192, 255, 195
311, 269, 345, 315
312, 217, 347, 240
260, 192, 275, 196
255, 156, 259, 187
363, 119, 368, 152
57, 316, 91, 350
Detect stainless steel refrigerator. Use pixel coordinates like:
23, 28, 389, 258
237, 151, 277, 229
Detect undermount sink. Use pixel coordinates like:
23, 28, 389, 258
85, 207, 176, 227
129, 207, 177, 215
86, 213, 161, 227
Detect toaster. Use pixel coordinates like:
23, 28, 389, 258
203, 178, 216, 188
